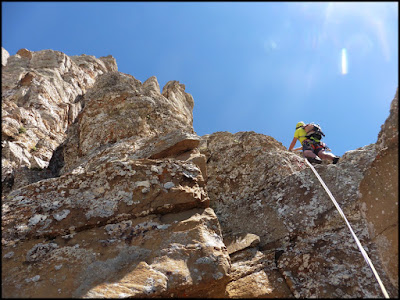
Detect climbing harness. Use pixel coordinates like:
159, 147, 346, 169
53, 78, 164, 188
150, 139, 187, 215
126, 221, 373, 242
304, 158, 390, 298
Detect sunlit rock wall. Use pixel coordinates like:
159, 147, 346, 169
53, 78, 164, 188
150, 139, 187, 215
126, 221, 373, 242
2, 48, 397, 298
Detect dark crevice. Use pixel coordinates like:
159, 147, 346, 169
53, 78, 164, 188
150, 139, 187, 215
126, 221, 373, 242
274, 249, 284, 267
1, 173, 15, 195
373, 223, 398, 240
288, 231, 298, 248
47, 143, 66, 177
2, 143, 66, 195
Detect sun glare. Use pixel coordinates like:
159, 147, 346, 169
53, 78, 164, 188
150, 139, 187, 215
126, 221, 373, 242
341, 48, 348, 75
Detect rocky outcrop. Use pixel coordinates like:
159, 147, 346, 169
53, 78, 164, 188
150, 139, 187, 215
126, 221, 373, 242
201, 131, 304, 251
60, 71, 195, 175
2, 48, 229, 298
199, 94, 398, 297
2, 48, 398, 298
359, 88, 398, 289
1, 48, 118, 193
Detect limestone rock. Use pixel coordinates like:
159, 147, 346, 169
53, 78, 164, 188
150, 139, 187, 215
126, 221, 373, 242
57, 70, 197, 179
60, 130, 203, 178
377, 88, 398, 151
201, 131, 304, 249
162, 80, 194, 126
226, 247, 293, 298
224, 233, 260, 255
2, 207, 230, 298
2, 48, 229, 298
148, 131, 199, 159
1, 48, 398, 298
359, 89, 398, 289
143, 75, 161, 97
201, 129, 397, 297
99, 55, 118, 72
1, 49, 117, 193
2, 47, 10, 66
76, 72, 195, 158
2, 158, 209, 243
2, 134, 227, 298
16, 48, 33, 59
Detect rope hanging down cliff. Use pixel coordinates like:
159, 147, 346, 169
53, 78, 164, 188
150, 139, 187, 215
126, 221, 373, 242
304, 158, 390, 299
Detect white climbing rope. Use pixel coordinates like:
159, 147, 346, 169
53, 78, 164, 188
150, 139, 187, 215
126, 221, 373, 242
304, 158, 390, 298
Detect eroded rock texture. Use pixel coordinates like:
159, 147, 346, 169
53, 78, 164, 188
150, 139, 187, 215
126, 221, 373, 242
1, 47, 117, 192
199, 93, 398, 298
2, 47, 230, 298
2, 48, 398, 298
359, 88, 398, 289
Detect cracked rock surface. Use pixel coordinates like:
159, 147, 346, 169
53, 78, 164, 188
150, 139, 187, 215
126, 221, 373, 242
2, 48, 398, 298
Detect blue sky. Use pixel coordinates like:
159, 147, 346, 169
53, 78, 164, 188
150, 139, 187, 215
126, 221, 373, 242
2, 2, 398, 157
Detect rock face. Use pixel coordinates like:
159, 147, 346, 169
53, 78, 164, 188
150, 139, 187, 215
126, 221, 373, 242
359, 88, 398, 289
1, 48, 118, 193
1, 48, 228, 298
200, 130, 398, 298
2, 48, 398, 298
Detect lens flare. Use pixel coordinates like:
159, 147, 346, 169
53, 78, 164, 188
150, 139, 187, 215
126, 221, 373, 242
341, 48, 348, 75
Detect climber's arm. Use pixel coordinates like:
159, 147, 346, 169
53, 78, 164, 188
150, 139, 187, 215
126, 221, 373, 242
288, 137, 297, 151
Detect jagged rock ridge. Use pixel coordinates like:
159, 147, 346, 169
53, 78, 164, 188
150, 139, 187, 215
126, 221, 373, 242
1, 48, 398, 298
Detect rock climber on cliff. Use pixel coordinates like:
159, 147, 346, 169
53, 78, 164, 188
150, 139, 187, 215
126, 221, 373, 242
288, 121, 340, 164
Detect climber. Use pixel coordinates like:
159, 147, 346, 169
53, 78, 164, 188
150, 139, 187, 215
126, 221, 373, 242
288, 121, 340, 164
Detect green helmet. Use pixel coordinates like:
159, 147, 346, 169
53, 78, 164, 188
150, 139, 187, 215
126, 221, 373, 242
296, 121, 305, 129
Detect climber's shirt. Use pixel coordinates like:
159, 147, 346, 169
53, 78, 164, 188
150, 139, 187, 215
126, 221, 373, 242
294, 127, 308, 144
